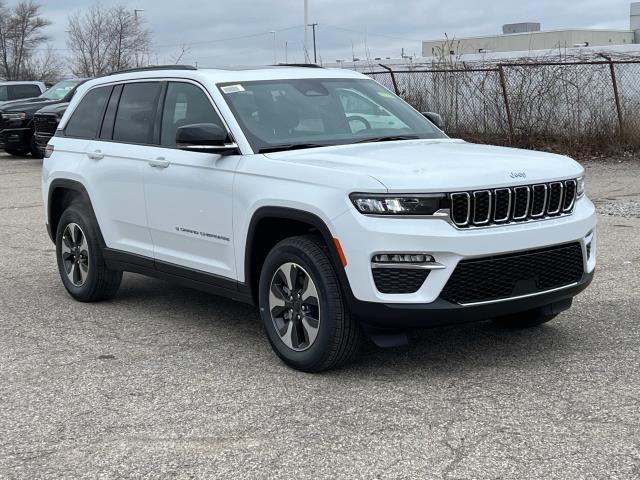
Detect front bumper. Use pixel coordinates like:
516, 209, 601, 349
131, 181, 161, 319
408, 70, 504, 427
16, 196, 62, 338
0, 127, 31, 149
349, 270, 593, 328
332, 196, 597, 326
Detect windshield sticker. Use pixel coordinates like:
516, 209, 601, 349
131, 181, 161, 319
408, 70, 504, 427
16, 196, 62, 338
221, 84, 245, 94
378, 91, 394, 98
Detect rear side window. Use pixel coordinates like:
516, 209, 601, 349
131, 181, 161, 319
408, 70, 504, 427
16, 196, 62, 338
65, 86, 112, 139
113, 82, 162, 144
160, 82, 224, 147
9, 84, 41, 100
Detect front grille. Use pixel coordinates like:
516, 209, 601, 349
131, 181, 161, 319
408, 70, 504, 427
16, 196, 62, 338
449, 179, 578, 228
33, 114, 58, 136
440, 242, 584, 305
0, 116, 7, 131
372, 268, 430, 294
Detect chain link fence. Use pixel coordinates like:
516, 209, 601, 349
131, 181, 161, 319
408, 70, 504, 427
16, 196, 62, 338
366, 60, 640, 153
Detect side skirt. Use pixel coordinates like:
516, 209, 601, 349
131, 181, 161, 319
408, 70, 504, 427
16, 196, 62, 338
103, 248, 254, 305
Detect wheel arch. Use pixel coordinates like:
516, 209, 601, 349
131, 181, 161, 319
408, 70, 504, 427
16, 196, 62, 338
244, 207, 352, 306
47, 179, 104, 246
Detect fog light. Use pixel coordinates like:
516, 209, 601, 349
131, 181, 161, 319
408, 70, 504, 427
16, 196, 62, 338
372, 253, 435, 264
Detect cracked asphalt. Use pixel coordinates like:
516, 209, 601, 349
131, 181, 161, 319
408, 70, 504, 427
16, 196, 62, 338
1, 152, 639, 479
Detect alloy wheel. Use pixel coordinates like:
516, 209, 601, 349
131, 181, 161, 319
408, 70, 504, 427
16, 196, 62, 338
61, 222, 90, 287
268, 262, 321, 351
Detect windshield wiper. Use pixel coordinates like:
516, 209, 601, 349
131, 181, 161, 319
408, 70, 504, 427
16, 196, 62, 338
258, 143, 329, 153
353, 135, 419, 144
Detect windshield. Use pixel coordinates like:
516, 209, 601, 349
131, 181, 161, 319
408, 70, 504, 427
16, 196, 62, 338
218, 78, 446, 152
41, 80, 80, 100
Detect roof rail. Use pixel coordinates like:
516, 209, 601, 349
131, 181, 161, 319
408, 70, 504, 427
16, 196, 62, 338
274, 63, 323, 68
102, 65, 198, 77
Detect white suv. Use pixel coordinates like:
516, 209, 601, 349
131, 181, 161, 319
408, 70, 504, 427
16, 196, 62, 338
42, 65, 596, 372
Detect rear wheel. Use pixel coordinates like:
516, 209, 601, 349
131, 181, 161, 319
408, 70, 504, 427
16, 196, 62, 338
55, 204, 122, 302
258, 235, 361, 372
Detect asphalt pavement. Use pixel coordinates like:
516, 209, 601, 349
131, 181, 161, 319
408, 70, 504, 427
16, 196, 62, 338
0, 152, 639, 479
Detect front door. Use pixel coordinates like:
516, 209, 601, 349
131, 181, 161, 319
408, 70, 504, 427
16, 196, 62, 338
143, 81, 239, 280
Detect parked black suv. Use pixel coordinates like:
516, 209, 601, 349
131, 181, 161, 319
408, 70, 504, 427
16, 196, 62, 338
33, 102, 69, 157
0, 79, 85, 158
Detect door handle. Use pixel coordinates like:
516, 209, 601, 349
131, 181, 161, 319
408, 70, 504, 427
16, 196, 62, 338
87, 149, 104, 160
148, 157, 170, 169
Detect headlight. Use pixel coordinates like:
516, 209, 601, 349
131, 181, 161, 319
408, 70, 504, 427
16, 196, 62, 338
1, 112, 27, 121
350, 193, 446, 215
576, 176, 585, 198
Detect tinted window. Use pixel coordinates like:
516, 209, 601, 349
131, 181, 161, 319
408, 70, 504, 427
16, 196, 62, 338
99, 84, 122, 140
65, 86, 112, 139
0, 86, 7, 102
160, 82, 223, 147
113, 82, 162, 144
9, 84, 41, 100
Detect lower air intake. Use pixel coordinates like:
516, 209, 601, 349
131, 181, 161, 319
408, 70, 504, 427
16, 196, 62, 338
440, 242, 584, 305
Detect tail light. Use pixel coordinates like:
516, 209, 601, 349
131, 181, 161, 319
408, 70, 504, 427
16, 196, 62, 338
44, 144, 54, 158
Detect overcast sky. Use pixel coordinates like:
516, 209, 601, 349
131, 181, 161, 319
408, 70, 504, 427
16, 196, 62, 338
36, 0, 638, 67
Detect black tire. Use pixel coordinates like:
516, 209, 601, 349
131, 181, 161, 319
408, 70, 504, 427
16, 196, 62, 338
55, 203, 122, 302
29, 135, 44, 159
492, 307, 559, 328
4, 148, 28, 156
258, 235, 361, 372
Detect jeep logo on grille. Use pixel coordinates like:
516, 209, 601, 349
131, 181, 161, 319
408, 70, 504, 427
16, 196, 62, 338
509, 172, 527, 179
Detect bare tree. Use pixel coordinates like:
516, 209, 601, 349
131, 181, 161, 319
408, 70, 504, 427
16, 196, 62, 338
23, 44, 64, 83
0, 0, 51, 80
66, 3, 151, 77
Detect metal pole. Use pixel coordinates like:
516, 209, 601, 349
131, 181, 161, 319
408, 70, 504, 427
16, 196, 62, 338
304, 0, 309, 63
609, 60, 624, 136
378, 64, 399, 95
497, 64, 515, 144
270, 31, 277, 64
308, 23, 318, 63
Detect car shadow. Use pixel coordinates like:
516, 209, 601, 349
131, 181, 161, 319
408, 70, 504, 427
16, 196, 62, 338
114, 273, 577, 377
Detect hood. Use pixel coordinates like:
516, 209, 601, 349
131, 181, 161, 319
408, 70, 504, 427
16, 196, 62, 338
0, 97, 58, 114
263, 139, 584, 192
36, 102, 69, 116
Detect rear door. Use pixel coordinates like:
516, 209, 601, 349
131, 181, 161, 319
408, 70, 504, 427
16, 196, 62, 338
79, 81, 161, 258
143, 80, 240, 280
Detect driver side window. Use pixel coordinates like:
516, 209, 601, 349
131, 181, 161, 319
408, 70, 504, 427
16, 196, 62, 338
161, 82, 224, 147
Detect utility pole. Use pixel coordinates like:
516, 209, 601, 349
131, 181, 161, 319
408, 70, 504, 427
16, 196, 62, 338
304, 0, 309, 63
308, 23, 318, 63
270, 30, 277, 64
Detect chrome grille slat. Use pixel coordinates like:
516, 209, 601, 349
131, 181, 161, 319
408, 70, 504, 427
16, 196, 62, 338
449, 179, 578, 228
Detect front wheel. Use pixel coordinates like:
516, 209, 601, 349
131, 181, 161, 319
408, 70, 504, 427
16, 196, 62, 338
30, 135, 44, 159
258, 235, 361, 372
55, 204, 122, 302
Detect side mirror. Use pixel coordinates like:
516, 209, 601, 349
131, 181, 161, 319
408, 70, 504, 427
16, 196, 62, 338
422, 112, 444, 130
176, 123, 238, 154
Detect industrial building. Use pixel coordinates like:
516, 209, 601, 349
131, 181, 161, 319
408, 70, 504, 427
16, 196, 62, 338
422, 2, 640, 56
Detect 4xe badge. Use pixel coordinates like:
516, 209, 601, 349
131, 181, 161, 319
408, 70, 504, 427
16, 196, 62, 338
510, 171, 527, 179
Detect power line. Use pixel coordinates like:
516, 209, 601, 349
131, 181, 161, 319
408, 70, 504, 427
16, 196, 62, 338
321, 24, 422, 43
